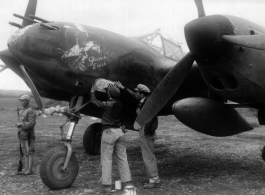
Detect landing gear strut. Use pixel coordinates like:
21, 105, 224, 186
40, 96, 85, 190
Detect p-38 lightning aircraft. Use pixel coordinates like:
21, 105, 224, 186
1, 0, 265, 190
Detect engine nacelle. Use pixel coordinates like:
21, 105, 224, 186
172, 97, 252, 136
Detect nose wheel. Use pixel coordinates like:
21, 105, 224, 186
39, 147, 79, 190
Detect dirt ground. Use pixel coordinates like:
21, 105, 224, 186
1, 103, 265, 195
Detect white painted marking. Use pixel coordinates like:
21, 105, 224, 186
74, 23, 89, 37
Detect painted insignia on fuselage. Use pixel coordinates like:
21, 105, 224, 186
61, 24, 107, 71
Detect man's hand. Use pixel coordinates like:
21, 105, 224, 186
91, 84, 96, 92
108, 83, 115, 89
115, 81, 124, 90
16, 122, 22, 127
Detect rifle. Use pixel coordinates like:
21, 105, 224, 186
17, 106, 23, 173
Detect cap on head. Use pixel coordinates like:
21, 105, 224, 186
134, 84, 150, 93
108, 87, 120, 98
19, 94, 30, 101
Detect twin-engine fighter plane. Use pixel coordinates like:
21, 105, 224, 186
0, 0, 264, 190
0, 0, 208, 190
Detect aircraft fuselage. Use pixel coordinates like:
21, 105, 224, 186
6, 21, 208, 128
8, 22, 173, 95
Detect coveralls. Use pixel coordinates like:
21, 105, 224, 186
90, 92, 131, 185
18, 105, 36, 155
124, 88, 159, 178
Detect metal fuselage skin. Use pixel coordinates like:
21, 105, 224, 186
185, 15, 265, 108
7, 22, 208, 129
8, 22, 170, 94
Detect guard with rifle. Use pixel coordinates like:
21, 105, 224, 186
16, 94, 36, 175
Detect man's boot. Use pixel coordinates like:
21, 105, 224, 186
18, 155, 28, 175
144, 176, 161, 189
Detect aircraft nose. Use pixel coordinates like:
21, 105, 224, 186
8, 31, 18, 52
7, 26, 29, 55
184, 15, 234, 56
7, 24, 61, 80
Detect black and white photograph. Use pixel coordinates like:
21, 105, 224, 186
1, 0, 265, 194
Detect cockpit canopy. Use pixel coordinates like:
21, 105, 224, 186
137, 29, 185, 61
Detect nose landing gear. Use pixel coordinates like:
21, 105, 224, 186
40, 96, 86, 190
39, 146, 79, 190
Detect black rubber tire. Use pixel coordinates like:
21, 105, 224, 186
258, 109, 265, 125
39, 147, 79, 190
83, 123, 102, 155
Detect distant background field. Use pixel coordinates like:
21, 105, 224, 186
0, 97, 20, 110
0, 89, 68, 111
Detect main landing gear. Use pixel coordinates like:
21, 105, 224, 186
83, 123, 102, 155
258, 109, 265, 125
40, 96, 88, 190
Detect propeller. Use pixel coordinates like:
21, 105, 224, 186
194, 0, 205, 18
134, 52, 195, 129
0, 50, 43, 112
222, 34, 265, 51
133, 1, 208, 129
0, 0, 43, 114
0, 49, 24, 78
133, 0, 207, 129
19, 0, 41, 110
22, 0, 37, 26
0, 66, 7, 73
19, 65, 43, 112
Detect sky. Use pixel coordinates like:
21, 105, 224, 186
0, 0, 264, 91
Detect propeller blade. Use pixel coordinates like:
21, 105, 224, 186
0, 67, 8, 73
222, 34, 265, 51
22, 0, 37, 26
134, 52, 195, 129
19, 65, 43, 112
194, 0, 205, 18
0, 49, 25, 78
